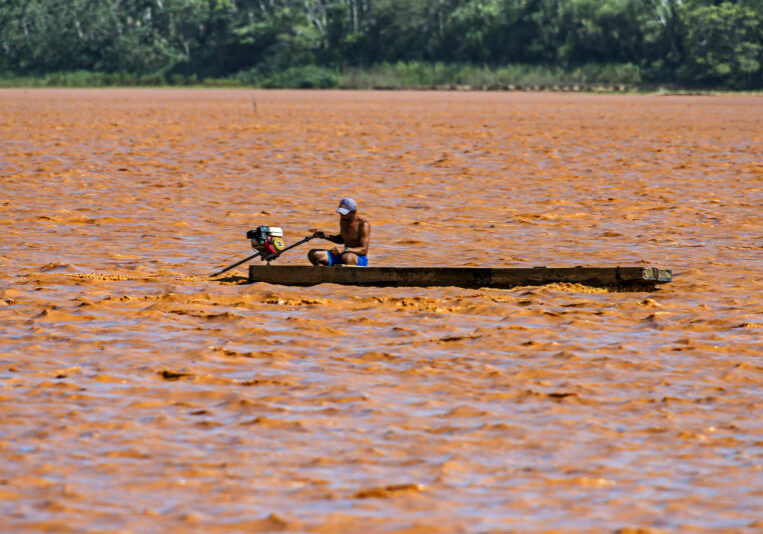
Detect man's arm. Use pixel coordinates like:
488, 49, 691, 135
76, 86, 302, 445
343, 221, 370, 257
313, 230, 344, 244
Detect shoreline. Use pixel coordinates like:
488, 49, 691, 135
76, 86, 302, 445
2, 63, 758, 94
1, 83, 760, 96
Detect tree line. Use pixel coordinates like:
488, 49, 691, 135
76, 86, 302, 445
1, 0, 760, 89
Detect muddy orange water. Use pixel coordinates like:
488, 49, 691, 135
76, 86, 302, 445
1, 89, 761, 533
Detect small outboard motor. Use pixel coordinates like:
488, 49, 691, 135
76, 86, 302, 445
210, 226, 316, 277
246, 225, 286, 261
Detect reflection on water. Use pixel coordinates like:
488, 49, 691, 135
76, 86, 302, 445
0, 89, 761, 533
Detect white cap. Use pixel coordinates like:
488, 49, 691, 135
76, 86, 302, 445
336, 198, 357, 215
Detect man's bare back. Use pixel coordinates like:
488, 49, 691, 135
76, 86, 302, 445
308, 198, 370, 266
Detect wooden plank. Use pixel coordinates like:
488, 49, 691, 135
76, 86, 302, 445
247, 265, 672, 289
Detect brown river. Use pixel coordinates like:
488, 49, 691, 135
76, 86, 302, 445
1, 89, 761, 533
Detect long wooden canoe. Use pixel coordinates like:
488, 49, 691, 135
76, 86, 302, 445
248, 265, 672, 290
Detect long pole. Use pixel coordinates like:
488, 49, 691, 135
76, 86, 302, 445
272, 235, 314, 258
209, 251, 261, 277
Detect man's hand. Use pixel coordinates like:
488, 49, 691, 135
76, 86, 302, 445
330, 246, 344, 256
312, 230, 326, 239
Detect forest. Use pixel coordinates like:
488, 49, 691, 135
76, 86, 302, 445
0, 0, 760, 90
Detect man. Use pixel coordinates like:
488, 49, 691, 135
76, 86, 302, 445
308, 198, 370, 266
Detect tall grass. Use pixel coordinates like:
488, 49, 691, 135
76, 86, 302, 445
338, 62, 643, 90
0, 70, 196, 87
0, 62, 645, 90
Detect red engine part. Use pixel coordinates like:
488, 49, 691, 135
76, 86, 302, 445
262, 239, 279, 256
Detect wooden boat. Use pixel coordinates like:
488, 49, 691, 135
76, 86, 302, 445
248, 265, 672, 290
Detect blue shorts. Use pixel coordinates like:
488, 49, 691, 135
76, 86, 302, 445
327, 251, 368, 266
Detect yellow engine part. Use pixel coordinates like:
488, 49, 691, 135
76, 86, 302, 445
272, 237, 286, 251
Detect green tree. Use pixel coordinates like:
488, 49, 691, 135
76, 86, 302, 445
0, 0, 761, 89
678, 1, 762, 88
641, 0, 683, 81
438, 0, 503, 63
554, 0, 649, 66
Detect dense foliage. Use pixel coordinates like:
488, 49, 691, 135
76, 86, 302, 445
1, 0, 760, 89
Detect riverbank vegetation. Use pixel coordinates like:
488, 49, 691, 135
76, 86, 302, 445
1, 1, 760, 91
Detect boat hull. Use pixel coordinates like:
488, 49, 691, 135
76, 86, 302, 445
248, 265, 672, 290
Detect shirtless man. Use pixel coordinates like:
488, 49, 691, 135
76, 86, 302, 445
308, 198, 370, 266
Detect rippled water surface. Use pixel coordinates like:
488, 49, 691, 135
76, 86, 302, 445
1, 89, 761, 533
